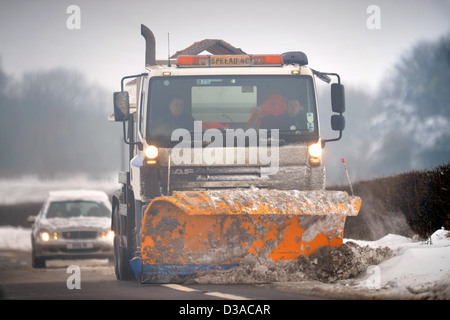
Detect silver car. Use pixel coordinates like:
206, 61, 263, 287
30, 190, 114, 268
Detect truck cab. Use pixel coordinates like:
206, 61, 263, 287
114, 52, 345, 197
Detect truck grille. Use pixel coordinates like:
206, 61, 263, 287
62, 231, 98, 240
167, 166, 271, 191
171, 166, 263, 181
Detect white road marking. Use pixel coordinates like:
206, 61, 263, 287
163, 284, 199, 292
163, 284, 251, 300
204, 291, 251, 300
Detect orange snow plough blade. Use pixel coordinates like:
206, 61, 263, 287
133, 189, 361, 283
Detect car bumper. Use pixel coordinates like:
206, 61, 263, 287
33, 239, 113, 260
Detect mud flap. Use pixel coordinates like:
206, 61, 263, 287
136, 189, 361, 283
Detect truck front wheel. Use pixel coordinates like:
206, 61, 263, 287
113, 205, 134, 280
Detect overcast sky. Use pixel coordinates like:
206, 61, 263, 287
1, 0, 449, 93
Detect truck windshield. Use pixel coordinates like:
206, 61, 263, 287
146, 75, 318, 143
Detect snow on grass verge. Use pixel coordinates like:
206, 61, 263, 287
0, 226, 32, 251
350, 229, 450, 297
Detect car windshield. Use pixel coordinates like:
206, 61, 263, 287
45, 201, 111, 219
146, 75, 318, 143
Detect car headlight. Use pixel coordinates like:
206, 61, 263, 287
40, 231, 58, 241
101, 230, 114, 241
40, 231, 50, 242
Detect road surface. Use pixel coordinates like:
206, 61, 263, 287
0, 250, 329, 302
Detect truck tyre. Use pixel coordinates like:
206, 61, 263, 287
113, 205, 134, 280
31, 239, 46, 268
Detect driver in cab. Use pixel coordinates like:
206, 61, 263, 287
151, 96, 195, 136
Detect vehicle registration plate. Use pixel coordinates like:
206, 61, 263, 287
67, 242, 94, 249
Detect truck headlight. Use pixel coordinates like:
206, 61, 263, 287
145, 145, 159, 159
308, 143, 322, 166
308, 143, 322, 158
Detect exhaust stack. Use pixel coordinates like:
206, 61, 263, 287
141, 24, 156, 66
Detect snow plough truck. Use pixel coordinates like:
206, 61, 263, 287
110, 25, 361, 283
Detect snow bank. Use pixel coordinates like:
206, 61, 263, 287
0, 226, 32, 251
350, 228, 450, 295
379, 246, 449, 290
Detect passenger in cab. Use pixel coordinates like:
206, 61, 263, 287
260, 98, 306, 131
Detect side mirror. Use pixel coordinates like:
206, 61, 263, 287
331, 114, 346, 131
331, 83, 345, 114
113, 91, 130, 121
